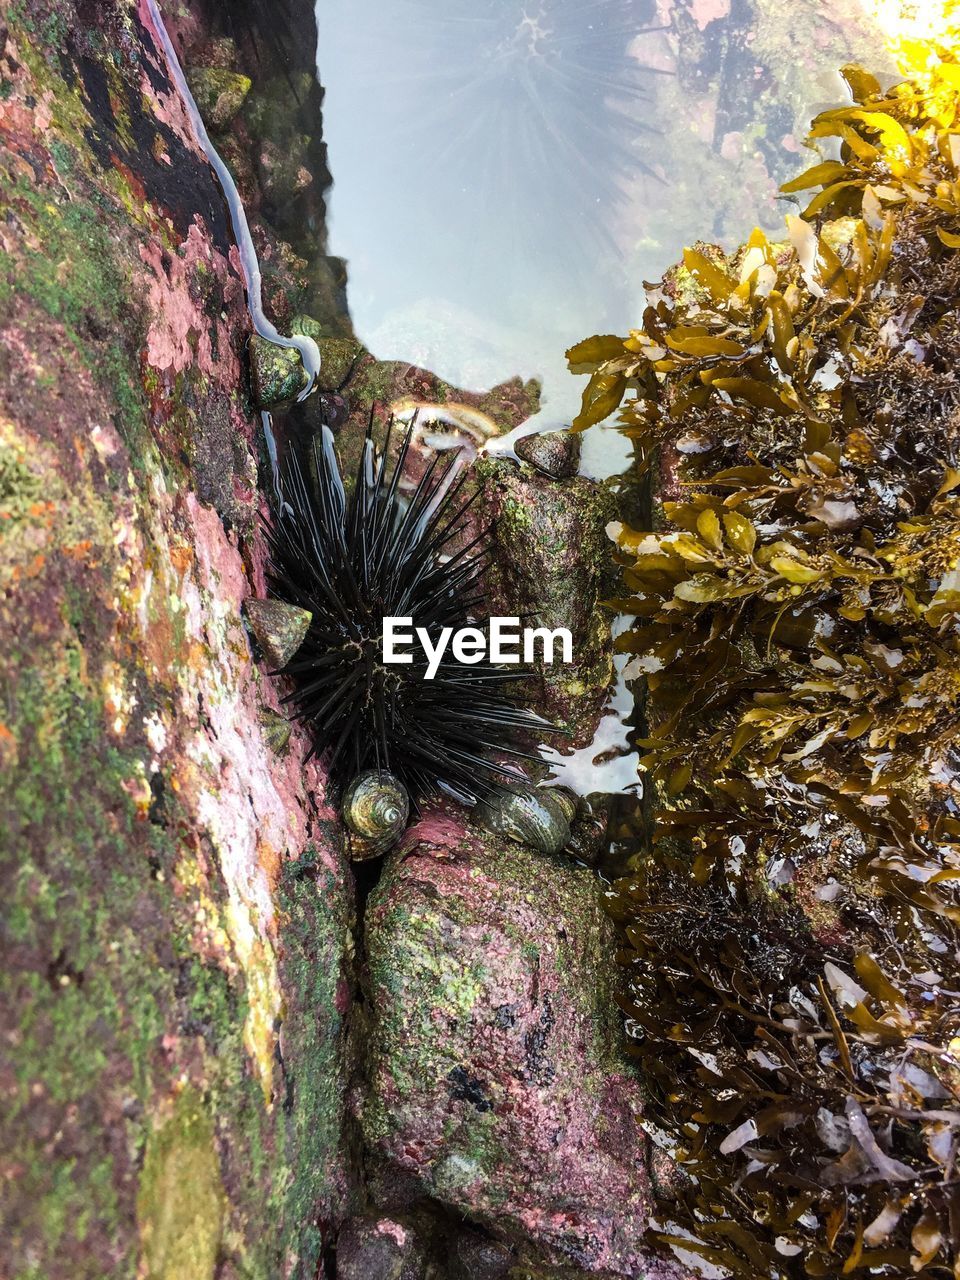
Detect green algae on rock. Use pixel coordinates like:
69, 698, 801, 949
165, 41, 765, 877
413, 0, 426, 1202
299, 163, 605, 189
248, 332, 311, 407
0, 4, 352, 1277
477, 456, 616, 747
303, 332, 365, 392
361, 805, 691, 1279
184, 67, 251, 130
137, 1088, 226, 1280
569, 48, 960, 1279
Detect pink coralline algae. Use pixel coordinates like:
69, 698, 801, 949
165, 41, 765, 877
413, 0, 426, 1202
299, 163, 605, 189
139, 224, 242, 381
362, 807, 696, 1279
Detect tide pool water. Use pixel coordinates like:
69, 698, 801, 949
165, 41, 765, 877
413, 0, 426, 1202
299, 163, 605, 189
314, 0, 892, 475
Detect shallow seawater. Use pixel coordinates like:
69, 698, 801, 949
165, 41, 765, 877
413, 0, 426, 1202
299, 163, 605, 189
311, 0, 894, 820
314, 0, 891, 474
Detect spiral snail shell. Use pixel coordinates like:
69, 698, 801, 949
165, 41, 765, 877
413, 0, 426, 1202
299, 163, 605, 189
471, 783, 574, 856
342, 769, 410, 860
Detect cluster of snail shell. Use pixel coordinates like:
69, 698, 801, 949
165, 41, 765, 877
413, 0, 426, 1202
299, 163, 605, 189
243, 597, 599, 863
341, 767, 595, 862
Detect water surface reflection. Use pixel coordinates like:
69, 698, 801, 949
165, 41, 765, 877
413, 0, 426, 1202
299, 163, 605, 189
314, 0, 890, 456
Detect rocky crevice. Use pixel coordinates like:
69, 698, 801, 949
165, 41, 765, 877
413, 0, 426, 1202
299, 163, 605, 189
0, 3, 688, 1278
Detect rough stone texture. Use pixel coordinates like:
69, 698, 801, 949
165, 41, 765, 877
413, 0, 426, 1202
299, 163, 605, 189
185, 66, 251, 129
0, 4, 352, 1277
248, 333, 310, 407
308, 333, 365, 391
335, 1215, 430, 1280
476, 459, 617, 746
515, 429, 582, 479
361, 806, 692, 1280
448, 1231, 514, 1280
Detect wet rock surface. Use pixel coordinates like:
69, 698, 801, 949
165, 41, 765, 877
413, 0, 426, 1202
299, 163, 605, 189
308, 332, 366, 391
515, 428, 582, 479
360, 807, 689, 1279
477, 459, 617, 745
335, 1215, 431, 1280
248, 332, 310, 406
185, 66, 251, 128
0, 3, 352, 1276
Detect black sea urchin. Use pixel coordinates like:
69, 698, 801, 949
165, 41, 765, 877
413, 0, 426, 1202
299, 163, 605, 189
266, 419, 549, 801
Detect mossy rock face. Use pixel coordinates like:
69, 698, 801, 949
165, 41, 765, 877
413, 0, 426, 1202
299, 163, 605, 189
361, 805, 685, 1278
0, 4, 352, 1277
313, 334, 366, 391
248, 334, 310, 407
476, 459, 617, 745
137, 1089, 225, 1280
185, 67, 252, 129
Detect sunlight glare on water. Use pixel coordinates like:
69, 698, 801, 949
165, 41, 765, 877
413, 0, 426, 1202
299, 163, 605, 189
314, 0, 894, 474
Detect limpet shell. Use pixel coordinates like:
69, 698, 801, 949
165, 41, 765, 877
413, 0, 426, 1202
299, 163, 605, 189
244, 598, 312, 668
514, 428, 581, 479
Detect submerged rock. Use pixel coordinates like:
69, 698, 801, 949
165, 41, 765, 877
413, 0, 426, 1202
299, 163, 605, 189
312, 334, 365, 392
566, 793, 611, 866
477, 459, 616, 744
447, 1229, 515, 1280
287, 325, 357, 426
185, 66, 251, 128
256, 137, 314, 205
515, 428, 581, 479
361, 807, 689, 1278
248, 333, 310, 407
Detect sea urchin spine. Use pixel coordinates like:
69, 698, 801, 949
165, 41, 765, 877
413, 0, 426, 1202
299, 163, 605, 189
265, 416, 551, 802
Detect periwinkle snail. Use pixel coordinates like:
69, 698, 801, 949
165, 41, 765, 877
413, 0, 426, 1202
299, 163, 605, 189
471, 783, 577, 856
342, 769, 410, 860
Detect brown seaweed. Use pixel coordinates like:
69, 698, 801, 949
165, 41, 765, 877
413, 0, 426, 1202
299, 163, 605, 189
572, 47, 960, 1280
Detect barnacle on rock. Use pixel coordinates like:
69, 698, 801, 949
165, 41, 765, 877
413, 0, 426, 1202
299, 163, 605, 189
571, 39, 960, 1280
263, 415, 551, 802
